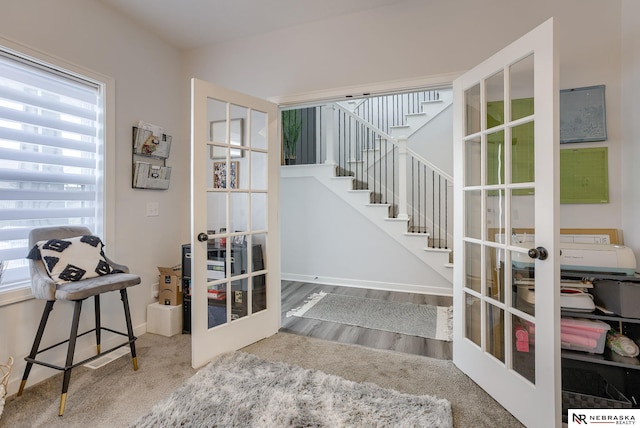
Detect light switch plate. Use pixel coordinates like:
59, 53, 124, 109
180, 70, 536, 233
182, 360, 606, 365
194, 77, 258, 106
146, 202, 159, 217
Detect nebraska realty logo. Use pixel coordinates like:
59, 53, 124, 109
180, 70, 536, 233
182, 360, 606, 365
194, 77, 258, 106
569, 409, 639, 426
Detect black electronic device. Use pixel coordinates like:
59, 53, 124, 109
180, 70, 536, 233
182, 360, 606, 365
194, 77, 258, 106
181, 243, 263, 334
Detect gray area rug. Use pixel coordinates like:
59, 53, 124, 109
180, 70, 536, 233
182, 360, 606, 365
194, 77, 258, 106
131, 351, 453, 428
287, 292, 453, 341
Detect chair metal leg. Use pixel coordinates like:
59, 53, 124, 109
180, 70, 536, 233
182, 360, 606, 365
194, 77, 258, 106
120, 289, 138, 370
18, 300, 55, 396
94, 295, 101, 354
59, 300, 83, 416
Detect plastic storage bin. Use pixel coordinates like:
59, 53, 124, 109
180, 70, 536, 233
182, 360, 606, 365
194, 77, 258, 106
561, 317, 610, 354
593, 279, 640, 318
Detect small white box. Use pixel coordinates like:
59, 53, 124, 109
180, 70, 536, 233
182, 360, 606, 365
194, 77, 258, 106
147, 302, 182, 337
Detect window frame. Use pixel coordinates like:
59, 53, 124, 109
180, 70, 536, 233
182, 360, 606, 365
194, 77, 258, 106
0, 36, 115, 306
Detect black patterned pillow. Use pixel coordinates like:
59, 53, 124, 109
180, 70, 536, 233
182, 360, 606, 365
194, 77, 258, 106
32, 235, 112, 284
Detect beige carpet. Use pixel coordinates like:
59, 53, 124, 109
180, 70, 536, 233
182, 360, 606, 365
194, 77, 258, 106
1, 332, 523, 427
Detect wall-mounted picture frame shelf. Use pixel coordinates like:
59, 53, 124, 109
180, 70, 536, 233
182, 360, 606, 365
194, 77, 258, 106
132, 125, 172, 190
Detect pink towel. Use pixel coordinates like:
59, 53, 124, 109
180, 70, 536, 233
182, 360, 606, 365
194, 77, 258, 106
561, 332, 597, 348
561, 319, 606, 333
516, 340, 530, 352
561, 325, 603, 339
515, 325, 529, 342
515, 325, 530, 352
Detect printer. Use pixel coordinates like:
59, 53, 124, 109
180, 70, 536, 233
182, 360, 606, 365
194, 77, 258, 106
512, 242, 637, 313
512, 242, 637, 276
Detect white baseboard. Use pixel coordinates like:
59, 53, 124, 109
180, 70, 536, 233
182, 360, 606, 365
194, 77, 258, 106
6, 322, 146, 397
282, 273, 453, 296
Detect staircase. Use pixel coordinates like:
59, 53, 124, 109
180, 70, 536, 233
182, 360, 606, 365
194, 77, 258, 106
280, 88, 454, 291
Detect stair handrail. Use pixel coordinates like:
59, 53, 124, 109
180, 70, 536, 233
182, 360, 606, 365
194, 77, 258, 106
334, 103, 396, 144
334, 103, 454, 184
406, 148, 453, 183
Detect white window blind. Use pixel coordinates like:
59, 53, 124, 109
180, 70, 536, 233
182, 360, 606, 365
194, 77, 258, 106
0, 49, 104, 292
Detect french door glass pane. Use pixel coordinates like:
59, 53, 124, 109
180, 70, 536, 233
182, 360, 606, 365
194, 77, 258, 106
250, 110, 267, 150
486, 130, 505, 186
511, 190, 535, 233
486, 246, 504, 302
206, 192, 227, 236
465, 293, 481, 346
513, 314, 535, 384
465, 241, 482, 293
231, 279, 248, 321
486, 70, 505, 128
229, 193, 249, 235
252, 233, 268, 313
251, 193, 267, 231
465, 136, 481, 186
486, 189, 505, 243
465, 190, 482, 240
465, 84, 481, 136
511, 122, 535, 184
510, 54, 535, 121
486, 303, 505, 362
252, 274, 267, 313
251, 151, 268, 189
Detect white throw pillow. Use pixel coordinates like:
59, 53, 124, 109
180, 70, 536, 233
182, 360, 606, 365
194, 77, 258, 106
35, 235, 112, 284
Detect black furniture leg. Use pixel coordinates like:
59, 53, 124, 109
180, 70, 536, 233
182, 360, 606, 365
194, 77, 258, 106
94, 295, 101, 354
59, 300, 83, 416
120, 289, 138, 371
18, 300, 55, 396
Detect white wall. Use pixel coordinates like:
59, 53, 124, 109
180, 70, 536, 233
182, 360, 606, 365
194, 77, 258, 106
621, 0, 640, 259
185, 0, 627, 277
408, 104, 454, 177
0, 0, 188, 394
280, 176, 451, 292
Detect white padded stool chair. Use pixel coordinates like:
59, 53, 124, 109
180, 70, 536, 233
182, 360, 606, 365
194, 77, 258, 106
18, 226, 141, 416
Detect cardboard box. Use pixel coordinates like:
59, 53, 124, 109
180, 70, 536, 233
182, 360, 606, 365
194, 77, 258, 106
147, 302, 182, 337
158, 265, 182, 306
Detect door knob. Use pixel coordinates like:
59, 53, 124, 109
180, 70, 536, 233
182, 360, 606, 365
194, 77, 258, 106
528, 246, 548, 260
197, 232, 208, 242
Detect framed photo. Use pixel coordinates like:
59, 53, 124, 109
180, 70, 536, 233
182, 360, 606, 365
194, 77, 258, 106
560, 85, 607, 143
213, 161, 239, 189
210, 118, 243, 159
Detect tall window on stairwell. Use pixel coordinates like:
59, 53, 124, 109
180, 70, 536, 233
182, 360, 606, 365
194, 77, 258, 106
0, 44, 109, 301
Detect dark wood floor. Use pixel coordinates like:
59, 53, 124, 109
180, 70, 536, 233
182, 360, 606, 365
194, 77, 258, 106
280, 281, 453, 360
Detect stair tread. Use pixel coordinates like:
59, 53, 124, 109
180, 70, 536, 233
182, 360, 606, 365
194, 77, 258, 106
389, 124, 411, 129
423, 246, 451, 253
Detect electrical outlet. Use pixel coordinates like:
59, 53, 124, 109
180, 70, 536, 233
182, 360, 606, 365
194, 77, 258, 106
146, 202, 159, 217
235, 291, 242, 304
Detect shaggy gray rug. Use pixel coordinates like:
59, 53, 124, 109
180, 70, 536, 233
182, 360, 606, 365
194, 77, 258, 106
131, 352, 453, 427
287, 292, 453, 341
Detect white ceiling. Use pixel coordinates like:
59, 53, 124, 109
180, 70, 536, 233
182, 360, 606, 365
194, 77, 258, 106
98, 0, 408, 50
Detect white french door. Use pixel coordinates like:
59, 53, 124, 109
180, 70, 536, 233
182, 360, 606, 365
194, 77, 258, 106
453, 18, 560, 427
190, 78, 280, 368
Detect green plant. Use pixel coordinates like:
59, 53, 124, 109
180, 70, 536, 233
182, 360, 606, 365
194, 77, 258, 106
282, 110, 303, 161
